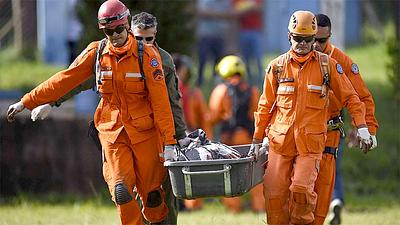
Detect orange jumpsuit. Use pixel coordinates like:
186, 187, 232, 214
179, 80, 213, 210
254, 50, 366, 225
21, 34, 176, 225
208, 76, 265, 213
312, 43, 378, 225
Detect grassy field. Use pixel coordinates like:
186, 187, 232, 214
1, 198, 399, 225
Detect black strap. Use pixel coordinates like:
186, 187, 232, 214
324, 147, 338, 158
137, 41, 146, 81
94, 38, 108, 96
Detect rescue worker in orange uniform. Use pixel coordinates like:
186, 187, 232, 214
172, 53, 213, 211
209, 55, 265, 213
250, 11, 373, 225
311, 14, 379, 225
29, 11, 189, 225
6, 1, 177, 224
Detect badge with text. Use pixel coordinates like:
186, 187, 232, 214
351, 63, 359, 74
336, 63, 344, 74
150, 58, 159, 68
153, 69, 164, 81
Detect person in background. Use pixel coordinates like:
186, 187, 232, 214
7, 1, 177, 224
196, 0, 232, 87
251, 10, 372, 225
209, 55, 264, 213
231, 0, 264, 87
312, 13, 378, 225
172, 53, 213, 211
66, 0, 83, 64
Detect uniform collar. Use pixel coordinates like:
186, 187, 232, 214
288, 50, 317, 63
323, 42, 334, 56
102, 32, 138, 57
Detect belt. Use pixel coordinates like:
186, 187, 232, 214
327, 115, 345, 137
323, 147, 338, 159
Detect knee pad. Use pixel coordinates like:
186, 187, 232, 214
114, 183, 132, 205
146, 190, 162, 208
293, 192, 307, 204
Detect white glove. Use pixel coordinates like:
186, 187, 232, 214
259, 137, 269, 155
177, 136, 193, 148
31, 103, 53, 121
249, 139, 262, 160
357, 127, 372, 153
164, 145, 178, 161
370, 135, 377, 149
7, 101, 25, 122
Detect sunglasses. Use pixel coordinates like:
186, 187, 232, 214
103, 25, 125, 36
135, 36, 155, 42
291, 35, 315, 43
315, 36, 330, 43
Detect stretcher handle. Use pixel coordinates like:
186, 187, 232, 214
181, 164, 232, 175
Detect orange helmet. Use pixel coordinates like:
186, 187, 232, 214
98, 0, 130, 29
288, 10, 317, 35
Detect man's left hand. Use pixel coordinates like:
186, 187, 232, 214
164, 145, 178, 161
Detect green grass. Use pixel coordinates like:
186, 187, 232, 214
1, 198, 399, 225
340, 42, 400, 197
0, 48, 62, 91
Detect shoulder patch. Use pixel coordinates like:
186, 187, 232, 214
150, 58, 159, 68
351, 63, 359, 74
336, 63, 344, 74
153, 69, 164, 81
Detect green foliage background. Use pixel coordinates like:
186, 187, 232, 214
76, 0, 195, 55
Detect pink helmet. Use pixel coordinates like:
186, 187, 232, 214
97, 0, 130, 29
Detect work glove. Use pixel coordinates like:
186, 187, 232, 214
248, 138, 262, 160
31, 103, 52, 121
6, 101, 25, 122
177, 136, 193, 148
370, 135, 377, 150
259, 137, 269, 155
164, 145, 178, 161
357, 127, 372, 154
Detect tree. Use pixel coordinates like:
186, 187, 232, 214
76, 0, 195, 55
386, 0, 400, 102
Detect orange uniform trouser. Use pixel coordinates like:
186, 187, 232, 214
312, 153, 336, 225
101, 129, 168, 225
264, 150, 320, 225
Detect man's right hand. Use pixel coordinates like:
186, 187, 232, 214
249, 138, 262, 160
7, 101, 25, 122
31, 103, 53, 121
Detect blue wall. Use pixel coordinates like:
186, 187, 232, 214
264, 0, 361, 53
345, 0, 361, 46
37, 0, 69, 66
